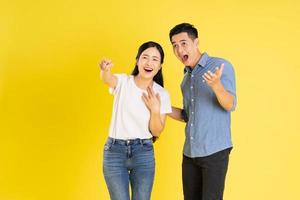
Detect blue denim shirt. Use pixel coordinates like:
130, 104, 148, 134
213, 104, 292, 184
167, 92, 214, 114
181, 52, 236, 157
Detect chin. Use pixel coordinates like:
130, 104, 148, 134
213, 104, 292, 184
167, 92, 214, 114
183, 61, 190, 66
141, 73, 154, 79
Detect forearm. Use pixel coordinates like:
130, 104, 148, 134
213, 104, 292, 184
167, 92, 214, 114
100, 69, 117, 87
212, 82, 235, 111
100, 69, 111, 83
149, 112, 164, 137
168, 107, 185, 122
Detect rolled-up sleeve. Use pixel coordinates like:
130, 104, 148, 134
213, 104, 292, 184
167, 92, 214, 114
221, 62, 237, 111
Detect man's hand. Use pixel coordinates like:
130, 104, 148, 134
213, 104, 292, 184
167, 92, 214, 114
202, 63, 235, 111
202, 63, 224, 89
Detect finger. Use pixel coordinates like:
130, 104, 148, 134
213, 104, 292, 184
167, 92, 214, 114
149, 86, 155, 95
147, 87, 154, 98
156, 93, 161, 102
215, 63, 224, 77
142, 94, 149, 105
99, 60, 106, 70
202, 76, 210, 83
105, 59, 111, 64
202, 73, 212, 81
102, 58, 109, 64
142, 92, 149, 101
106, 62, 113, 69
103, 60, 114, 70
104, 60, 110, 66
219, 63, 224, 75
207, 70, 216, 78
100, 59, 111, 70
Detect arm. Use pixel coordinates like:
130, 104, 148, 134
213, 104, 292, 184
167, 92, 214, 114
202, 63, 235, 111
142, 87, 166, 137
149, 112, 166, 137
168, 106, 185, 122
99, 58, 118, 88
211, 82, 234, 111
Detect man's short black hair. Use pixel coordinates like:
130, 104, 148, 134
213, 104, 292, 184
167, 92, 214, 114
169, 23, 198, 41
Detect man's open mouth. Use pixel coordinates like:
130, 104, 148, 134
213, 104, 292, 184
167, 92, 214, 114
182, 54, 189, 62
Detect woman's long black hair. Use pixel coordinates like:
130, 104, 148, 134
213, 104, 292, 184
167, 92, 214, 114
131, 41, 164, 87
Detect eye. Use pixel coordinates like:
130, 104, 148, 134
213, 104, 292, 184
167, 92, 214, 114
173, 44, 178, 48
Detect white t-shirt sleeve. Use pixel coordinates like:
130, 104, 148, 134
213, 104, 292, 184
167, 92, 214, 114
109, 74, 128, 95
159, 90, 172, 114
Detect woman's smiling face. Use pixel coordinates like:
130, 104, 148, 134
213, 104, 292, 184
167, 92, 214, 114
136, 47, 162, 79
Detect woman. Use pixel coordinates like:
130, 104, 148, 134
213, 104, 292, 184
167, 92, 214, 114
99, 41, 171, 200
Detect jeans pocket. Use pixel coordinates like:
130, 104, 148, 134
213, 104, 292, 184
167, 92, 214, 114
104, 144, 110, 151
142, 140, 153, 151
104, 138, 112, 151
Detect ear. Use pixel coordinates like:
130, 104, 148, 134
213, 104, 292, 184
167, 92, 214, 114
194, 38, 199, 47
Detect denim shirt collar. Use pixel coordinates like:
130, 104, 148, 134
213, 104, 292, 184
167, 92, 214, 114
185, 52, 209, 74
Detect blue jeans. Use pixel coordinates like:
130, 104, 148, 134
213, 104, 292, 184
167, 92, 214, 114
103, 137, 155, 200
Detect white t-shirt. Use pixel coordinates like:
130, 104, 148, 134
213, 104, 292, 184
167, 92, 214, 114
108, 74, 172, 139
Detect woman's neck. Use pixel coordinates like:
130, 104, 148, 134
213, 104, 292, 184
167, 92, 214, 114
134, 75, 153, 90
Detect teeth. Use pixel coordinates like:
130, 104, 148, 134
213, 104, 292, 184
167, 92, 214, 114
144, 68, 153, 71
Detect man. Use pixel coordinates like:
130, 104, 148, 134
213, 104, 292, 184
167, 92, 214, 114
168, 23, 237, 200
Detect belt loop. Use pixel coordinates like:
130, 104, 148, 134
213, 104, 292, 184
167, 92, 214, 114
112, 138, 116, 144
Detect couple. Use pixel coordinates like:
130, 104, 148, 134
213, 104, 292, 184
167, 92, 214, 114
99, 23, 237, 200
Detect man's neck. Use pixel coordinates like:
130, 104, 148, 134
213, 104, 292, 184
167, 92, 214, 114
189, 51, 202, 69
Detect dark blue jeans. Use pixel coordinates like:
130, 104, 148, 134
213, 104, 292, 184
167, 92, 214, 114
103, 137, 155, 200
182, 148, 232, 200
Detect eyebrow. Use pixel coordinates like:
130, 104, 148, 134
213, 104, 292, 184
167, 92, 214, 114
142, 54, 160, 59
172, 39, 188, 44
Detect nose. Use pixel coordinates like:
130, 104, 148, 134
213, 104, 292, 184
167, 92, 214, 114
177, 46, 184, 55
145, 58, 151, 66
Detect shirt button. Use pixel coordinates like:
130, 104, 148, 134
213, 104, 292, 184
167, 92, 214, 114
191, 99, 194, 102
191, 75, 194, 78
192, 112, 194, 115
191, 123, 193, 127
190, 137, 194, 140
190, 86, 193, 89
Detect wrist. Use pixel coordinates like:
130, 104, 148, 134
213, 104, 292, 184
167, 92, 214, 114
101, 66, 107, 71
211, 81, 222, 92
150, 109, 160, 115
101, 68, 111, 73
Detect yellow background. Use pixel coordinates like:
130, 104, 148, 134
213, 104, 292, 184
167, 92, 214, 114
1, 0, 300, 199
